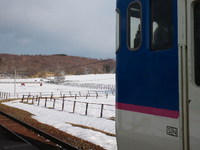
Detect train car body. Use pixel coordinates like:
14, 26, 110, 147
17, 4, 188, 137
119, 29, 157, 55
116, 0, 200, 149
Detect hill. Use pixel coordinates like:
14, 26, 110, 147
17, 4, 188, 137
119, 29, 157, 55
0, 54, 115, 78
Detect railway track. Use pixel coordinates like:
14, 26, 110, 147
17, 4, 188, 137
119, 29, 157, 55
0, 124, 38, 150
0, 110, 78, 150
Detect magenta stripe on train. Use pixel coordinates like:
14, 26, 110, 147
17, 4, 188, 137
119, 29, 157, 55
116, 102, 179, 119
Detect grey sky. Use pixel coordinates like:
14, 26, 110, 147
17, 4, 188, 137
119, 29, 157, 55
0, 0, 116, 59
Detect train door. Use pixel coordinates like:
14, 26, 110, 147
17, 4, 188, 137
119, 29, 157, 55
187, 0, 200, 149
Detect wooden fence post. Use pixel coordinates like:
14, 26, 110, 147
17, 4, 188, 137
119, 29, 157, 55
53, 99, 56, 109
32, 96, 34, 104
27, 95, 30, 103
73, 101, 76, 113
38, 97, 40, 106
62, 95, 65, 111
100, 104, 104, 118
85, 103, 89, 115
36, 95, 38, 101
44, 97, 47, 107
50, 93, 53, 101
22, 95, 24, 102
96, 92, 98, 99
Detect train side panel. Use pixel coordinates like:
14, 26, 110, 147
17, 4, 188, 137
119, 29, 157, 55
116, 0, 181, 149
116, 110, 180, 150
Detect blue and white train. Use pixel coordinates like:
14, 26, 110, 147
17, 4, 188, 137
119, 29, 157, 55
116, 0, 200, 149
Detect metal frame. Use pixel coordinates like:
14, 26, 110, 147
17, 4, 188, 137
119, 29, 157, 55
127, 0, 143, 51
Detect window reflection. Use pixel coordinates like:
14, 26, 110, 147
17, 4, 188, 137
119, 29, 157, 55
151, 0, 173, 50
128, 2, 142, 50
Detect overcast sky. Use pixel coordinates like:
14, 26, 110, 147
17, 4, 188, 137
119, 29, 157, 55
0, 0, 116, 59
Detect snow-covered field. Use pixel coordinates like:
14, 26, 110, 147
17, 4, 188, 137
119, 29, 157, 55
0, 74, 117, 150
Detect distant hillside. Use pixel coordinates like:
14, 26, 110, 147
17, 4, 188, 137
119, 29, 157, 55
0, 54, 115, 78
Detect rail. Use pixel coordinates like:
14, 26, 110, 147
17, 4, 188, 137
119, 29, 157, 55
0, 110, 78, 150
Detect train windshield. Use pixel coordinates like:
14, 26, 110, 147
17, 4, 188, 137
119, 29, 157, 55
194, 2, 200, 86
151, 0, 173, 50
128, 2, 142, 50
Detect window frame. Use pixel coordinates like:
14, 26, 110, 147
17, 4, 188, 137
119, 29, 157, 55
194, 2, 200, 86
116, 9, 121, 52
127, 1, 142, 51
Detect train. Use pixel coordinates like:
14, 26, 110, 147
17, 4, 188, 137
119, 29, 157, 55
115, 0, 200, 149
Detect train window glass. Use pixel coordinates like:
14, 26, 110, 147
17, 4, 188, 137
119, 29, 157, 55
128, 2, 142, 50
194, 2, 200, 86
116, 9, 120, 51
151, 0, 173, 50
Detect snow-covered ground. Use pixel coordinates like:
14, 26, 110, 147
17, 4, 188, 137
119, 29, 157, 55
0, 74, 117, 150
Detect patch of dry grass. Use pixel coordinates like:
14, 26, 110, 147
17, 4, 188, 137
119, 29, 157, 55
0, 98, 21, 103
66, 122, 116, 137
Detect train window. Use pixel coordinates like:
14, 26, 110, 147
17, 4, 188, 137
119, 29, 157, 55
151, 0, 173, 50
116, 9, 120, 51
127, 2, 142, 50
194, 2, 200, 86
